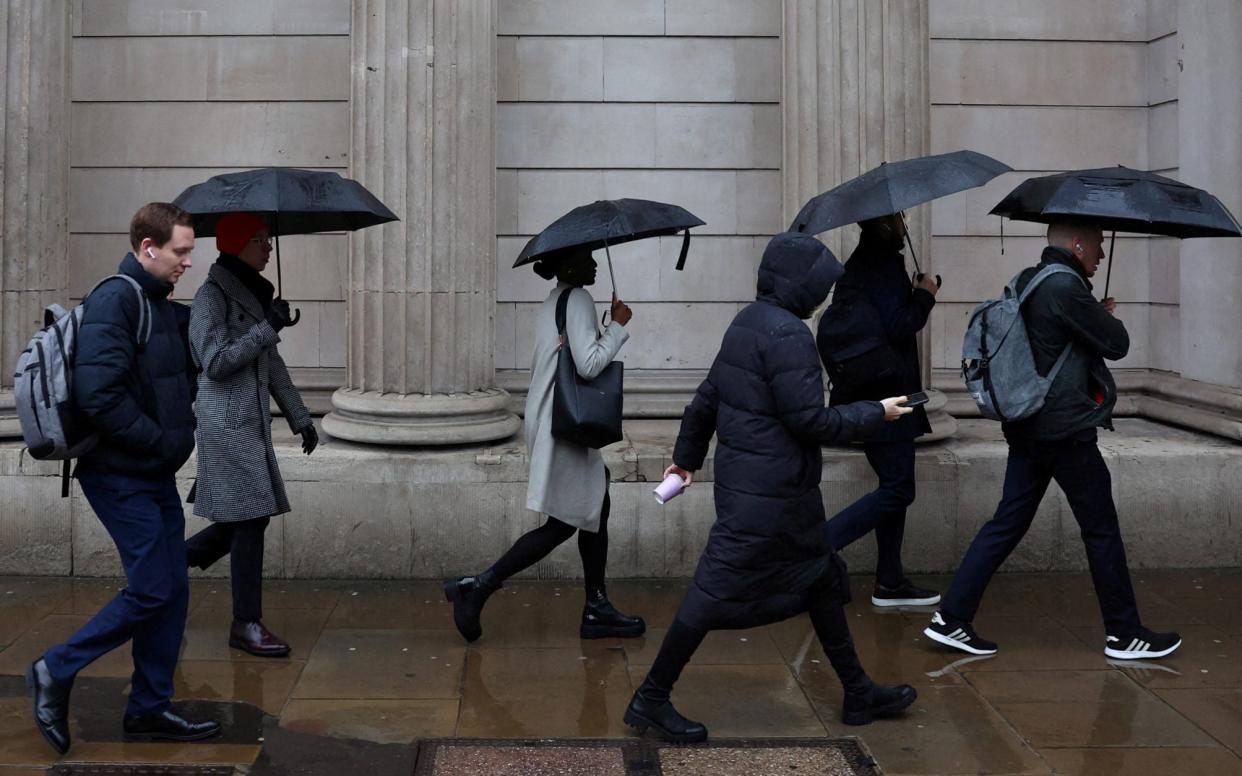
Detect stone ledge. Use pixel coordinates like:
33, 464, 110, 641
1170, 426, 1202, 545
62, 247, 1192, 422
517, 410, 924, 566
0, 418, 1235, 579
933, 367, 1242, 442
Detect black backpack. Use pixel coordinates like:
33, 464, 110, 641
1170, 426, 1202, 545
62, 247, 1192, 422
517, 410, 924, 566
815, 286, 902, 395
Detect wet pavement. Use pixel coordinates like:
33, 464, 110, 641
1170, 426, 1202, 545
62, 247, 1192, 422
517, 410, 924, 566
0, 570, 1240, 774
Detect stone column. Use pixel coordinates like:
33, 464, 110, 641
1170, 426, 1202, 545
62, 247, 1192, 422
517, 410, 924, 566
1178, 0, 1242, 390
782, 0, 954, 438
0, 1, 71, 438
324, 0, 520, 445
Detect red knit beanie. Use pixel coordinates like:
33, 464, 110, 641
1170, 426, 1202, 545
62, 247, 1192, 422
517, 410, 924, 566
216, 212, 268, 255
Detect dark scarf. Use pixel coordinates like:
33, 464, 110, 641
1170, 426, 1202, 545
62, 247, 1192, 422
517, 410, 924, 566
216, 253, 275, 313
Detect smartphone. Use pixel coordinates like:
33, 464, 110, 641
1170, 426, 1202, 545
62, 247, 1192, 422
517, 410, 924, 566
903, 391, 929, 407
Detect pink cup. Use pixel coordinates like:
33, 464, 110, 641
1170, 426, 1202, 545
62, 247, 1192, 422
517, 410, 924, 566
653, 472, 686, 505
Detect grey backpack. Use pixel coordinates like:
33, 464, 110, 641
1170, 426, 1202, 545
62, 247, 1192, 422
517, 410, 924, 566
961, 264, 1084, 421
14, 275, 152, 472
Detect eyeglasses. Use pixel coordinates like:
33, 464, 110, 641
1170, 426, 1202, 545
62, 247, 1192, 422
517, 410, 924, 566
248, 236, 273, 247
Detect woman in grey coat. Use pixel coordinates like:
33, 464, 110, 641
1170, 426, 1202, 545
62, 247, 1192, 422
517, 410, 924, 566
443, 248, 644, 642
186, 213, 318, 657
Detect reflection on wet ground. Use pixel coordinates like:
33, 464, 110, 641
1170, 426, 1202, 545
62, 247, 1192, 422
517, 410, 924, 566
0, 571, 1241, 775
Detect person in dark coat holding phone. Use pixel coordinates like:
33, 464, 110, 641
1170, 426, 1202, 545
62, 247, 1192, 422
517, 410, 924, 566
820, 214, 942, 607
624, 232, 918, 743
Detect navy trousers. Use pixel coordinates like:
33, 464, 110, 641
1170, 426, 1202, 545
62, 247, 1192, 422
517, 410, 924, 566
826, 440, 916, 587
940, 437, 1141, 636
44, 471, 189, 716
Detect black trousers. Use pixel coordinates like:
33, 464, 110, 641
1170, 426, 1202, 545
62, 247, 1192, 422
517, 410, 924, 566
488, 475, 611, 590
940, 437, 1141, 636
185, 516, 270, 622
826, 439, 916, 587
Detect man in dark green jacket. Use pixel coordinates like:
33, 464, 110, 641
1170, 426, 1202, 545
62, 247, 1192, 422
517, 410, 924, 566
925, 219, 1182, 661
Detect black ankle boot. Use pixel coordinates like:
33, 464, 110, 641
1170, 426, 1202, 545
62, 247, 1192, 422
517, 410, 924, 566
842, 680, 918, 726
624, 678, 707, 743
442, 570, 500, 643
580, 586, 645, 639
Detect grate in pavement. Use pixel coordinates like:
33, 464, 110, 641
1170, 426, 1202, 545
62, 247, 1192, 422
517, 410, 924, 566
413, 738, 879, 776
50, 768, 234, 776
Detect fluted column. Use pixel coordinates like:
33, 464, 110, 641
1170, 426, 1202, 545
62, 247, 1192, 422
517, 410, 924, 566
324, 0, 519, 445
782, 0, 954, 438
0, 0, 71, 438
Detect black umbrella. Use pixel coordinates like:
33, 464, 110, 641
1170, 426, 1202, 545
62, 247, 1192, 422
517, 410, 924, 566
790, 150, 1013, 235
990, 166, 1242, 296
173, 167, 398, 298
512, 198, 705, 296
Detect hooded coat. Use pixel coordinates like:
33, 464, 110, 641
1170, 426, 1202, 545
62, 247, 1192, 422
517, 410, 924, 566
671, 233, 886, 631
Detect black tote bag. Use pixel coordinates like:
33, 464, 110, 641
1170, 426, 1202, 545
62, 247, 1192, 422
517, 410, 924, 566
550, 288, 624, 449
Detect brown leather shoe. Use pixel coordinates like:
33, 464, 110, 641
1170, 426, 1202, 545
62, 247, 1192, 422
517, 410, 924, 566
228, 619, 291, 657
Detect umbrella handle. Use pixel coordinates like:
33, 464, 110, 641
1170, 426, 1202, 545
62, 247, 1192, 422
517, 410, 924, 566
288, 308, 301, 327
1103, 230, 1116, 300
900, 211, 922, 275
604, 243, 618, 298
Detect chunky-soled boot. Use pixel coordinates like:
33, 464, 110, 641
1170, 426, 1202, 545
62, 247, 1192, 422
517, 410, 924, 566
442, 570, 500, 643
624, 678, 707, 743
823, 634, 916, 725
842, 680, 918, 726
580, 586, 646, 639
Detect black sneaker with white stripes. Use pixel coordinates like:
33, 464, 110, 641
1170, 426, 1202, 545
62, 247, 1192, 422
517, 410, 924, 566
872, 580, 941, 607
923, 611, 998, 656
1104, 628, 1182, 660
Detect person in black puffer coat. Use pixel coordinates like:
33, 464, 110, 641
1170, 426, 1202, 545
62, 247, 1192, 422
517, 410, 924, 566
623, 232, 919, 743
29, 204, 220, 756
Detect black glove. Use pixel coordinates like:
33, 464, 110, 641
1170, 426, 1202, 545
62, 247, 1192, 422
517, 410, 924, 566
266, 298, 294, 331
299, 424, 319, 455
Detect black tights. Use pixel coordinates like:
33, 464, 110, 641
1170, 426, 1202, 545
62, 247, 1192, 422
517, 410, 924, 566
644, 584, 869, 699
487, 488, 610, 590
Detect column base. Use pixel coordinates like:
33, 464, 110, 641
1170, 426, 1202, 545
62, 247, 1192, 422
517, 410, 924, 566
0, 389, 19, 439
323, 387, 521, 446
920, 388, 958, 443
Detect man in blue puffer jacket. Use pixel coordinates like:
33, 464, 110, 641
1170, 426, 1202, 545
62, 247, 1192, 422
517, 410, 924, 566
624, 232, 919, 742
27, 203, 221, 755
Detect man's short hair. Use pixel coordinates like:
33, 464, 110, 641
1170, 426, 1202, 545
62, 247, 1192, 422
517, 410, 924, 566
129, 203, 194, 251
1046, 218, 1102, 247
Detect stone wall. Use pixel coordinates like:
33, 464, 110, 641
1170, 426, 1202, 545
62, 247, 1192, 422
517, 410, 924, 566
927, 0, 1178, 385
65, 0, 351, 376
492, 0, 784, 380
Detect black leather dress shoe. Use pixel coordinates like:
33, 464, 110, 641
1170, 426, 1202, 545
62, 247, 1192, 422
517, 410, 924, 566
26, 658, 72, 755
122, 709, 221, 742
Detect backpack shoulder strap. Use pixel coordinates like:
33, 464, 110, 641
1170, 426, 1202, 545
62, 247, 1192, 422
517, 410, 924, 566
1016, 264, 1085, 307
85, 274, 153, 346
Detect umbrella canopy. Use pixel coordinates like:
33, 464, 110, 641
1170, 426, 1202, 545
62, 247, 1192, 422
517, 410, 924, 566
512, 198, 705, 271
172, 167, 398, 237
173, 167, 398, 301
790, 150, 1012, 235
989, 166, 1242, 238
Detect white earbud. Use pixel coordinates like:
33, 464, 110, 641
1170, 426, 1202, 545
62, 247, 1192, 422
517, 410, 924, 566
146, 247, 156, 259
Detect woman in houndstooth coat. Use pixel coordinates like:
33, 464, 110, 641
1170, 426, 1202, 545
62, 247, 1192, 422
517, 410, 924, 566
185, 213, 318, 658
